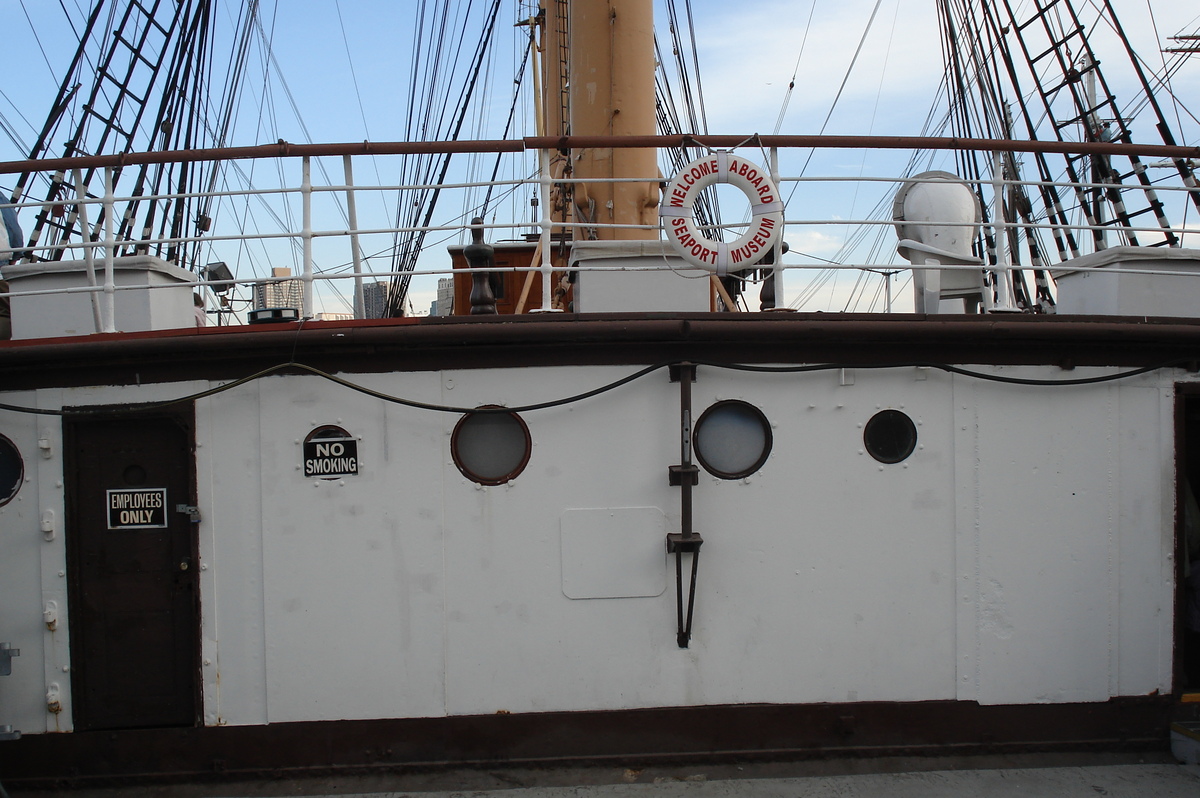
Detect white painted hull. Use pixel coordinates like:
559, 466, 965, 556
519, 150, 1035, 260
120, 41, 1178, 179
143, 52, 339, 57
0, 350, 1180, 733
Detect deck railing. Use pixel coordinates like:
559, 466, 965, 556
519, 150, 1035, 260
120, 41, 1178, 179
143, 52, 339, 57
1, 135, 1198, 329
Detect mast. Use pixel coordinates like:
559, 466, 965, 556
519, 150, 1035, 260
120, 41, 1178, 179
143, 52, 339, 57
566, 0, 659, 240
12, 0, 236, 271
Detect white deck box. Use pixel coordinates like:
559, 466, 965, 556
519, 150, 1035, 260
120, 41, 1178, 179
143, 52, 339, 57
4, 255, 196, 339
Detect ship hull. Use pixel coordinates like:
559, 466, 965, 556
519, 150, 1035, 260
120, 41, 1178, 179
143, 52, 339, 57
2, 312, 1198, 784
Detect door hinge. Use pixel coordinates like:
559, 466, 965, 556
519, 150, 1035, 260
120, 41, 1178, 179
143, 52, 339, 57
0, 642, 18, 676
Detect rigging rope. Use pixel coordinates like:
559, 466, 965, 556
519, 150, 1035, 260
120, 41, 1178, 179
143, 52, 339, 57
791, 0, 886, 183
385, 0, 504, 317
477, 24, 533, 219
773, 1, 817, 135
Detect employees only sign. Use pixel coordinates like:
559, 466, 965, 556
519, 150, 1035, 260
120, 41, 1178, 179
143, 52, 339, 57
107, 488, 168, 529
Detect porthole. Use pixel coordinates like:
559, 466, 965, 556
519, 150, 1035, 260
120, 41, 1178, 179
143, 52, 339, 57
451, 407, 531, 485
693, 400, 772, 479
0, 434, 24, 507
123, 463, 147, 485
864, 409, 917, 464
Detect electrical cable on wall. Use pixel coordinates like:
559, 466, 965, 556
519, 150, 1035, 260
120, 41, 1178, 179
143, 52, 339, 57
0, 356, 1177, 419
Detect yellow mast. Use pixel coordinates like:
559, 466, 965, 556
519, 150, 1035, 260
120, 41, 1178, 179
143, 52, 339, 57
554, 0, 659, 240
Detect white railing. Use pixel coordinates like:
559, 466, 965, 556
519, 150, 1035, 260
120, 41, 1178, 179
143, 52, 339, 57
1, 136, 1198, 329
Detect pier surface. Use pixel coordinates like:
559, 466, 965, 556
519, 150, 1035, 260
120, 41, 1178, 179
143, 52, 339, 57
8, 753, 1199, 798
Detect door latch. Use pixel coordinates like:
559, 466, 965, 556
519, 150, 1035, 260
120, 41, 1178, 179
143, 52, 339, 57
175, 504, 201, 523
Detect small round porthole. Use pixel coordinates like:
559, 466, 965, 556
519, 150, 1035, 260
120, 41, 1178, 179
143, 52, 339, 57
693, 400, 773, 479
0, 434, 24, 507
451, 407, 531, 485
864, 409, 917, 464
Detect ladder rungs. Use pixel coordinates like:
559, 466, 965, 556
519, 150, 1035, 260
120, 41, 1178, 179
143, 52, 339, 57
1107, 205, 1157, 221
1016, 0, 1064, 33
1054, 111, 1091, 130
114, 34, 163, 70
1028, 30, 1085, 65
83, 106, 133, 139
96, 73, 148, 108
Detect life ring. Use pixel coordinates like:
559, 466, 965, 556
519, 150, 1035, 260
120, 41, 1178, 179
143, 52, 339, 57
660, 152, 785, 274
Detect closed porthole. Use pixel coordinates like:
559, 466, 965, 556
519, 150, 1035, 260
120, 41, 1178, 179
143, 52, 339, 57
693, 400, 772, 479
864, 409, 917, 464
451, 407, 531, 485
0, 434, 24, 507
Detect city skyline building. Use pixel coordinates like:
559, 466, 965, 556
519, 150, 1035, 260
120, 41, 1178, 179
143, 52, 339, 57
253, 267, 302, 310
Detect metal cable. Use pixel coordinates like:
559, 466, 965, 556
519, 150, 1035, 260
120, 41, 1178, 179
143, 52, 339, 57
0, 356, 1178, 419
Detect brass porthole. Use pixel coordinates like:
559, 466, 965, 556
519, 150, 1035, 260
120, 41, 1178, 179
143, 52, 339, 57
864, 409, 917, 464
451, 407, 531, 485
0, 433, 24, 507
693, 400, 773, 479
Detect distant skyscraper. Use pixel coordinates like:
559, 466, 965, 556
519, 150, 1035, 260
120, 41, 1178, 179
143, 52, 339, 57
363, 281, 391, 319
436, 277, 454, 316
253, 267, 302, 309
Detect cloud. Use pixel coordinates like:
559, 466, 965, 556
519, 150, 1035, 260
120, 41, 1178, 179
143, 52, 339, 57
679, 0, 945, 136
785, 228, 845, 257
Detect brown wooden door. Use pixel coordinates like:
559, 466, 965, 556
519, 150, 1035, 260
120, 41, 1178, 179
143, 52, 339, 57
65, 409, 200, 731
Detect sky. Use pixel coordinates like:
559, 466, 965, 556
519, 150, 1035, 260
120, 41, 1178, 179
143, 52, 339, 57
2, 0, 1198, 315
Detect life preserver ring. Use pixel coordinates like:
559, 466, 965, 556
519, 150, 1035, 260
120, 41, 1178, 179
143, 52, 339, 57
660, 152, 785, 274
